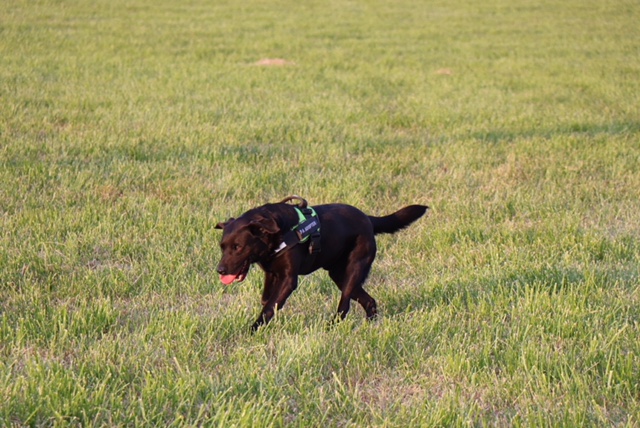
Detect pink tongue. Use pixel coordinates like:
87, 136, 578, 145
220, 274, 238, 285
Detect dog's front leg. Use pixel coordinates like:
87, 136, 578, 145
251, 275, 297, 331
261, 272, 277, 307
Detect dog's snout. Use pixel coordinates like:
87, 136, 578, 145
216, 265, 227, 275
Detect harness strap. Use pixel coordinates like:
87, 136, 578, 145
273, 207, 321, 256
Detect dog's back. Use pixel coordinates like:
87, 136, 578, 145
300, 203, 428, 274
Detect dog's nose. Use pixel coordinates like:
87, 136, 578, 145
216, 265, 227, 275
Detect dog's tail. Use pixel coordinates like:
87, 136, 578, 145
368, 205, 428, 235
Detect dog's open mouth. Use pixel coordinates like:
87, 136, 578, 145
219, 263, 250, 285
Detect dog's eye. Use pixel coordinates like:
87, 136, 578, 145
233, 244, 241, 251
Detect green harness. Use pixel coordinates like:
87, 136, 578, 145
273, 206, 321, 256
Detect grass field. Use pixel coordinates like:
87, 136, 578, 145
1, 0, 640, 426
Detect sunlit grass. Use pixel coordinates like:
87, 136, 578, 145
1, 0, 639, 425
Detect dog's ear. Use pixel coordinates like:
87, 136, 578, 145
215, 218, 235, 230
248, 217, 279, 235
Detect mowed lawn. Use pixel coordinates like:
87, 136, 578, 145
1, 0, 639, 426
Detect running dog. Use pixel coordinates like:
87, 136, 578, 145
215, 196, 428, 331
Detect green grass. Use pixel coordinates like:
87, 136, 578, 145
1, 0, 639, 425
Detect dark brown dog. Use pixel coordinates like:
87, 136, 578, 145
215, 196, 428, 331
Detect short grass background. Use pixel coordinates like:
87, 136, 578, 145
1, 0, 639, 426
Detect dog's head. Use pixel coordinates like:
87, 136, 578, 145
214, 214, 280, 285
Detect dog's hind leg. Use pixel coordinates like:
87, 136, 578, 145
350, 287, 378, 320
329, 235, 376, 320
